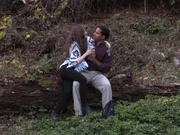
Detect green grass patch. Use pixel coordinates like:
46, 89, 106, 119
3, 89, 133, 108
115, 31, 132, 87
2, 95, 180, 135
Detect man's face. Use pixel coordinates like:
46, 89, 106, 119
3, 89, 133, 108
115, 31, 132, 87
93, 28, 105, 42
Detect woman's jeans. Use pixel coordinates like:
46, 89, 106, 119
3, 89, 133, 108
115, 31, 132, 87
54, 64, 88, 114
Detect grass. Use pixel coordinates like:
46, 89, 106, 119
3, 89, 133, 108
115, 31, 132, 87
134, 61, 180, 85
1, 95, 180, 135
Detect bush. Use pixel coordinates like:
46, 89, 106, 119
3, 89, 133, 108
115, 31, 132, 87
3, 95, 180, 135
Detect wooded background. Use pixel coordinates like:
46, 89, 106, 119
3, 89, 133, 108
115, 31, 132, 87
1, 0, 180, 115
1, 0, 180, 20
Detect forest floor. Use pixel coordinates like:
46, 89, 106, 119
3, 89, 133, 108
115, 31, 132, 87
1, 4, 180, 131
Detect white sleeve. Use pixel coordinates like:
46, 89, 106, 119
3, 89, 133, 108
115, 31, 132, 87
87, 36, 95, 49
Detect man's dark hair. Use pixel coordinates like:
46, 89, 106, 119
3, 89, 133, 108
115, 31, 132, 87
98, 25, 110, 40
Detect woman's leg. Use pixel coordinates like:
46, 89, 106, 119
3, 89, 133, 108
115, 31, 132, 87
60, 65, 88, 106
54, 80, 73, 114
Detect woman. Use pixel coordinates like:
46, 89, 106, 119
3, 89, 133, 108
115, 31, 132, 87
52, 26, 94, 118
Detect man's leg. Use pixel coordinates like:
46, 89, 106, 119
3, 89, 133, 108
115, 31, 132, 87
90, 73, 112, 108
72, 70, 92, 116
73, 81, 82, 116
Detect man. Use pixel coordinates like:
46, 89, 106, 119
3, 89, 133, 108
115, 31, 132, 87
73, 25, 113, 116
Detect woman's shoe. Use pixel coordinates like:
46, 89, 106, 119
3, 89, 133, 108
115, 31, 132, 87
51, 110, 58, 119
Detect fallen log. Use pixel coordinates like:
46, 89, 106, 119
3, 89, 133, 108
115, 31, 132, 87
1, 72, 180, 115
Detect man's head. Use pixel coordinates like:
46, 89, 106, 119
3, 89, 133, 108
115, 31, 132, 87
93, 25, 110, 45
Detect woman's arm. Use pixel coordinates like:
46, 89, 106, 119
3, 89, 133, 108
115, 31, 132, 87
68, 42, 94, 68
77, 48, 95, 64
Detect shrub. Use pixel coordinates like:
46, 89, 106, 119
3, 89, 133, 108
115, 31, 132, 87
3, 95, 180, 135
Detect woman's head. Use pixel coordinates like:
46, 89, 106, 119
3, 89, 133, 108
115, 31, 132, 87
71, 26, 87, 40
65, 26, 87, 57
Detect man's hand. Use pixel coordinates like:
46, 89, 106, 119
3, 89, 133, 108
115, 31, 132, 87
87, 54, 101, 66
87, 54, 96, 61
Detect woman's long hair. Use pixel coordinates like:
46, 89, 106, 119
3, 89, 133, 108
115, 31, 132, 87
65, 26, 87, 58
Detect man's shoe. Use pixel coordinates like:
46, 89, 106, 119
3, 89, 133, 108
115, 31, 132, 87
51, 110, 58, 119
82, 104, 93, 115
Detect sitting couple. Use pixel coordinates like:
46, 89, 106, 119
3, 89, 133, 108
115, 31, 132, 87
52, 25, 112, 118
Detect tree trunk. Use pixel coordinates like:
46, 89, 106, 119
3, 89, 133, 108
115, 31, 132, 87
144, 0, 148, 13
1, 72, 180, 115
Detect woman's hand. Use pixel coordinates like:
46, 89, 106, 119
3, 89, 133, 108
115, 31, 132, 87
85, 48, 95, 56
76, 48, 95, 64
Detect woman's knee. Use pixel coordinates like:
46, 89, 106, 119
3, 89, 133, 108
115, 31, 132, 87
59, 65, 68, 76
77, 76, 87, 84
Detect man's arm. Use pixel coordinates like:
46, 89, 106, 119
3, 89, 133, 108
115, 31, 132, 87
87, 50, 112, 73
98, 51, 112, 73
87, 54, 101, 66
